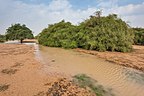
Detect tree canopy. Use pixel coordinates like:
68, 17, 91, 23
0, 34, 5, 43
38, 20, 78, 48
133, 28, 144, 45
38, 13, 134, 52
5, 23, 34, 43
76, 14, 134, 52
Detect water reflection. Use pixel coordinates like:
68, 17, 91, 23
122, 68, 144, 85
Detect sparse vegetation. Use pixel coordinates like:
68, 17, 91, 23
1, 68, 18, 75
73, 74, 114, 96
11, 62, 23, 68
0, 84, 9, 92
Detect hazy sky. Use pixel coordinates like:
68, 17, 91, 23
0, 0, 144, 35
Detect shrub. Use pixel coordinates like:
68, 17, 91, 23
38, 20, 78, 49
38, 13, 134, 52
133, 28, 144, 45
77, 14, 134, 52
0, 34, 5, 43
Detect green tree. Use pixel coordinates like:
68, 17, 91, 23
38, 13, 134, 52
38, 20, 78, 48
5, 23, 34, 43
133, 28, 144, 45
76, 14, 134, 52
0, 34, 5, 43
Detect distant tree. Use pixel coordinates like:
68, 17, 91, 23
0, 34, 5, 43
5, 23, 34, 43
133, 28, 144, 45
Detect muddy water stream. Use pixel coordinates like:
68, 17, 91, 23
34, 44, 144, 96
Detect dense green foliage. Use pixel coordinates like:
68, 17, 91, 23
133, 28, 144, 45
38, 14, 134, 52
76, 14, 134, 52
38, 20, 78, 48
0, 34, 5, 43
5, 23, 34, 43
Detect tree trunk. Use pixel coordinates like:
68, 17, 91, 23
20, 39, 23, 43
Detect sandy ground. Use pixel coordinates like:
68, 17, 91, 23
0, 44, 94, 96
75, 45, 144, 72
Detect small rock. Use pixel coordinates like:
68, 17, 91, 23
51, 60, 55, 62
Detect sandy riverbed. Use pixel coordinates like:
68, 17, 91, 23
75, 45, 144, 72
0, 44, 94, 96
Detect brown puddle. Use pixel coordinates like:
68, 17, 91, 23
34, 44, 144, 96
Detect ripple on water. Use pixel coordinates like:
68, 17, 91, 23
122, 68, 144, 85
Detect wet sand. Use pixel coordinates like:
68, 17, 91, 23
75, 45, 144, 72
0, 44, 93, 96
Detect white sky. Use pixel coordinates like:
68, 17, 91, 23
0, 0, 144, 35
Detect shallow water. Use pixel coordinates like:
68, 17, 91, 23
34, 44, 144, 96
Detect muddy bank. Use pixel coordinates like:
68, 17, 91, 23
75, 45, 144, 72
0, 44, 94, 96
